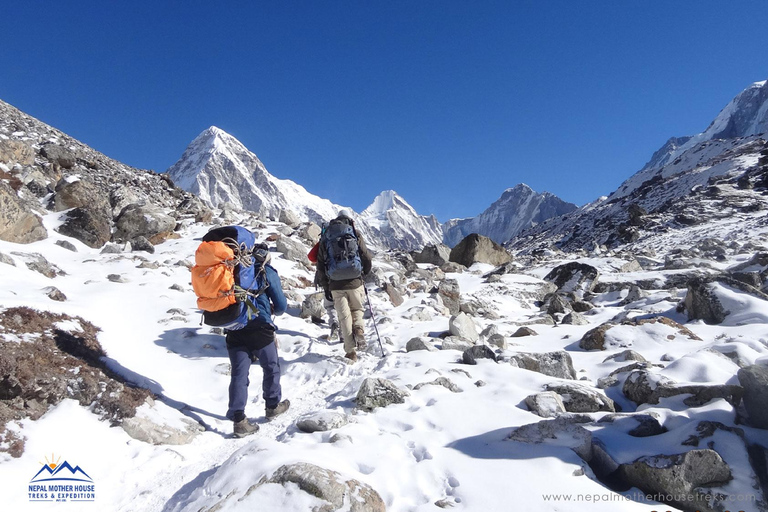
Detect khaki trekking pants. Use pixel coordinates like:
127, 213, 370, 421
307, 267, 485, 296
331, 286, 366, 354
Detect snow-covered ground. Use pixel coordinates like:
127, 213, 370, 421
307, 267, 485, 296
1, 211, 767, 512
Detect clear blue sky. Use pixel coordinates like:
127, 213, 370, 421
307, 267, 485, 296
2, 2, 767, 222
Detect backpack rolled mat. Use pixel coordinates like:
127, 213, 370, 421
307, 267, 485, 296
323, 219, 363, 281
191, 226, 268, 330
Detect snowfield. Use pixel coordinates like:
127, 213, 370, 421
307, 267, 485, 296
2, 211, 767, 512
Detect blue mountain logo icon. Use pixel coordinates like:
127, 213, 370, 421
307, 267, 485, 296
30, 461, 93, 483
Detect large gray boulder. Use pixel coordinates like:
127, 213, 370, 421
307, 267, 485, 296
121, 413, 204, 445
738, 365, 768, 429
449, 234, 512, 267
356, 378, 410, 411
113, 203, 175, 242
258, 463, 386, 512
438, 278, 461, 315
461, 345, 497, 365
525, 391, 566, 418
49, 177, 108, 212
506, 415, 594, 461
617, 450, 731, 512
275, 234, 311, 265
0, 181, 47, 243
412, 243, 451, 266
543, 262, 599, 298
448, 312, 479, 342
622, 369, 743, 408
684, 275, 768, 324
509, 351, 577, 380
56, 206, 112, 248
300, 292, 325, 322
544, 382, 616, 413
296, 411, 349, 433
40, 143, 76, 169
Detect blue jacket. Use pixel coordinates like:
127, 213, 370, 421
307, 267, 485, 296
251, 264, 287, 327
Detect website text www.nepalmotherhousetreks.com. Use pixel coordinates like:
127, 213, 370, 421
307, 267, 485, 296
541, 490, 756, 510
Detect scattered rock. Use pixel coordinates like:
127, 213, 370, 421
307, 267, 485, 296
462, 345, 497, 365
617, 450, 732, 512
525, 391, 566, 418
448, 312, 479, 342
356, 378, 410, 411
511, 326, 538, 337
738, 365, 768, 429
413, 377, 462, 393
296, 411, 349, 433
449, 234, 512, 267
543, 262, 599, 298
254, 462, 386, 512
406, 337, 438, 352
509, 351, 577, 380
544, 382, 616, 413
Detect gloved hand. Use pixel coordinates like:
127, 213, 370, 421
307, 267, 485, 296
325, 289, 333, 302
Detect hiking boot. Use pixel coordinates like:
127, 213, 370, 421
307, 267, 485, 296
233, 418, 259, 438
345, 351, 358, 362
329, 322, 340, 342
353, 326, 367, 350
265, 399, 290, 419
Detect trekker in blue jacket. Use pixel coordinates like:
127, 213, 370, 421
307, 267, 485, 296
225, 243, 290, 438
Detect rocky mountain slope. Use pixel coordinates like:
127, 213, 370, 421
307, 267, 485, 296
509, 80, 768, 258
0, 99, 210, 250
443, 183, 578, 246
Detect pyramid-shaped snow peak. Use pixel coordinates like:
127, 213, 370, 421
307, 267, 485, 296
360, 190, 443, 251
165, 127, 343, 225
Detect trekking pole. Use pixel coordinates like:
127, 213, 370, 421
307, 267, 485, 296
363, 285, 385, 357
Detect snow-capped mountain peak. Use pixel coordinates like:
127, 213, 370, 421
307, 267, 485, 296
611, 78, 768, 201
442, 183, 578, 246
359, 190, 443, 251
362, 190, 416, 218
166, 127, 344, 225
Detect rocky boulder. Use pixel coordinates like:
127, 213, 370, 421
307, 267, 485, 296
113, 203, 175, 243
543, 262, 599, 298
579, 323, 616, 350
509, 351, 577, 380
412, 243, 451, 266
296, 411, 349, 433
524, 391, 566, 418
544, 382, 616, 413
617, 450, 732, 512
0, 180, 47, 244
356, 378, 410, 411
738, 365, 768, 429
40, 143, 76, 169
448, 312, 479, 342
623, 370, 743, 408
449, 234, 512, 267
255, 463, 386, 512
56, 206, 112, 248
683, 275, 768, 324
49, 177, 108, 212
461, 345, 498, 365
437, 278, 461, 315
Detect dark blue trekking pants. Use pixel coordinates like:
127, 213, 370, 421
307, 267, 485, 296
226, 341, 282, 421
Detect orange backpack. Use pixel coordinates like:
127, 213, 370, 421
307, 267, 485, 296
191, 241, 238, 312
